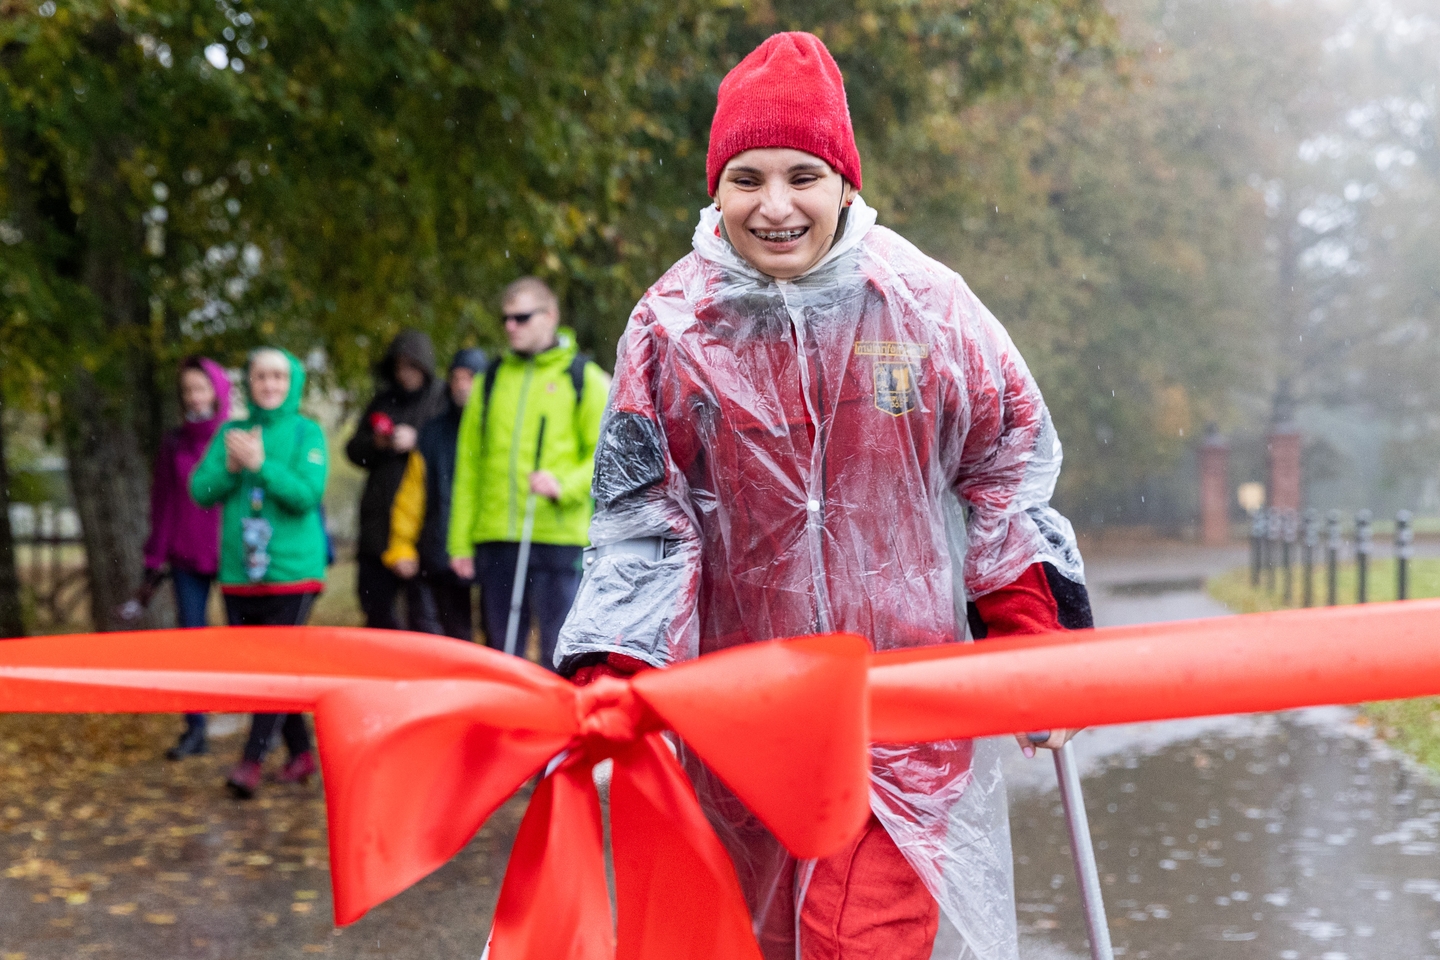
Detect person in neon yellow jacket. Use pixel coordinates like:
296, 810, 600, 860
447, 277, 609, 668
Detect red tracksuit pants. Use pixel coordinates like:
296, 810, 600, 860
798, 815, 939, 959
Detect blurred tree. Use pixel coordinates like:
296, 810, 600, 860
1, 0, 1116, 623
886, 0, 1272, 524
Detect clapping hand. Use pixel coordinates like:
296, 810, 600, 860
224, 427, 266, 473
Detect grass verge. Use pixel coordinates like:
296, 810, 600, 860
1208, 557, 1440, 774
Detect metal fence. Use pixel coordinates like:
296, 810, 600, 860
1249, 507, 1416, 605
9, 502, 88, 628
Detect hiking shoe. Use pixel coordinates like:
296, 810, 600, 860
166, 726, 208, 761
226, 760, 263, 799
276, 750, 317, 785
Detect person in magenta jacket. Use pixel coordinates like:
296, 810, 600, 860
137, 356, 231, 759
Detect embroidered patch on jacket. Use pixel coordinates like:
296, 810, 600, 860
873, 362, 918, 416
854, 340, 930, 359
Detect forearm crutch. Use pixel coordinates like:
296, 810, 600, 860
1049, 736, 1116, 960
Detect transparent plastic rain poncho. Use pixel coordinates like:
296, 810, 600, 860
557, 196, 1086, 960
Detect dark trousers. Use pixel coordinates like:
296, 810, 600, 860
172, 568, 214, 736
356, 554, 429, 631
412, 570, 474, 642
475, 542, 581, 673
224, 592, 317, 763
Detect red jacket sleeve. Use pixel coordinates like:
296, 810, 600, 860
969, 562, 1093, 639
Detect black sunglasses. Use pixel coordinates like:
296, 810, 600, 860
503, 310, 541, 325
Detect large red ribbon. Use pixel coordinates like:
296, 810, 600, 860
5, 601, 1440, 956
0, 628, 872, 959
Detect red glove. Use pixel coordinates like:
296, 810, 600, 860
369, 412, 395, 437
570, 653, 652, 686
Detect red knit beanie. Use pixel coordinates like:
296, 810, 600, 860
706, 32, 862, 197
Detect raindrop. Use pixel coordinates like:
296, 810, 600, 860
204, 43, 229, 69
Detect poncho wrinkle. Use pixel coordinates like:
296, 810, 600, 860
558, 196, 1084, 960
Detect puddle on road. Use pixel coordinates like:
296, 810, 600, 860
1012, 714, 1440, 959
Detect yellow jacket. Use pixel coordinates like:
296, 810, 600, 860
381, 451, 426, 568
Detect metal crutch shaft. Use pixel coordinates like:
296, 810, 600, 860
503, 417, 547, 657
1055, 740, 1116, 960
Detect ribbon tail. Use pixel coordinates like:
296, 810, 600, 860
610, 734, 763, 960
491, 761, 614, 960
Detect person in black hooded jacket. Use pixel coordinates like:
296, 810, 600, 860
346, 329, 447, 629
381, 347, 487, 640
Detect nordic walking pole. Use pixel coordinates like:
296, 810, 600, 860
503, 416, 547, 658
1036, 733, 1116, 960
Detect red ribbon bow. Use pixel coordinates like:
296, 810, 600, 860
0, 628, 872, 959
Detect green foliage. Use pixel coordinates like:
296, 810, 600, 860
893, 0, 1276, 521
2, 0, 1116, 399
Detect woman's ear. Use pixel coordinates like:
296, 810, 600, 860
843, 181, 858, 207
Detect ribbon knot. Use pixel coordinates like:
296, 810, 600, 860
575, 676, 656, 755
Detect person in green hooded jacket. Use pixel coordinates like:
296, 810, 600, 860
448, 277, 608, 670
190, 347, 328, 799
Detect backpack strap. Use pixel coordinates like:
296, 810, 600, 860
569, 352, 590, 405
479, 356, 503, 441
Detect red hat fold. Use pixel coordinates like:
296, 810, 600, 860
706, 32, 862, 197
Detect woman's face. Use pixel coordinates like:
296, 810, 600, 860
179, 368, 217, 418
248, 360, 290, 411
714, 148, 855, 280
394, 357, 427, 393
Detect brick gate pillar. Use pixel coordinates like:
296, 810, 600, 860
1267, 385, 1302, 514
1199, 425, 1230, 545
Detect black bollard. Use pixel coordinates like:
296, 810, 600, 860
1397, 509, 1413, 601
1281, 510, 1296, 606
1265, 508, 1281, 593
1326, 510, 1341, 606
1250, 511, 1265, 587
1356, 509, 1373, 603
1301, 508, 1318, 608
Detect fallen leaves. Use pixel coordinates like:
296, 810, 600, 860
1, 711, 532, 957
